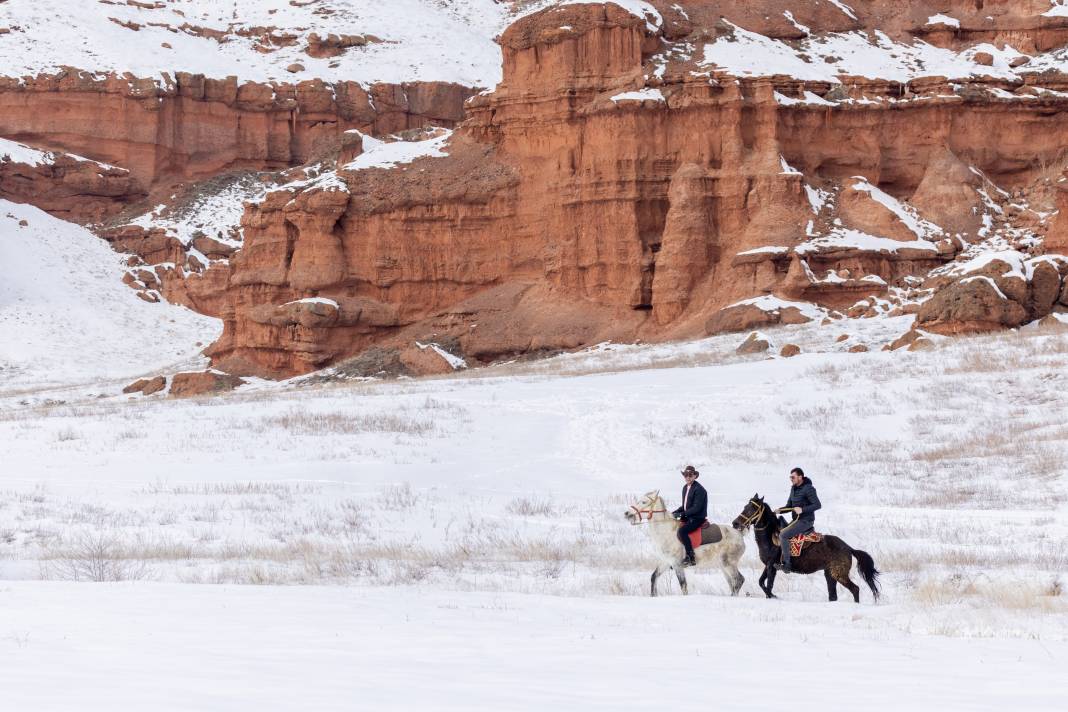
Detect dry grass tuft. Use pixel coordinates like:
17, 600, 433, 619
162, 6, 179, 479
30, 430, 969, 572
257, 409, 435, 436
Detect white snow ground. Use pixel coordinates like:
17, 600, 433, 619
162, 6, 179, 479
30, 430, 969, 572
1, 313, 1067, 708
0, 583, 1059, 711
0, 200, 220, 393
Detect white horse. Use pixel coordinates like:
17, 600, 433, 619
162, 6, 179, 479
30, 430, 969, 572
625, 490, 746, 596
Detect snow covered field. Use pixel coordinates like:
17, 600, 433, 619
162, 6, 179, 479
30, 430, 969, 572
2, 314, 1067, 708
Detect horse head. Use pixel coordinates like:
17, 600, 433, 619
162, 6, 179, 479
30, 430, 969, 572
732, 493, 766, 531
624, 489, 664, 525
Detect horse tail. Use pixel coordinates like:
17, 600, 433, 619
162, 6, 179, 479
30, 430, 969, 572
851, 548, 881, 601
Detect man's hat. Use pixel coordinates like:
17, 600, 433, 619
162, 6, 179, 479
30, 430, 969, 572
681, 465, 699, 478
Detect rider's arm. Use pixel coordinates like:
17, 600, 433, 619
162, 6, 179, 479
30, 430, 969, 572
801, 487, 821, 514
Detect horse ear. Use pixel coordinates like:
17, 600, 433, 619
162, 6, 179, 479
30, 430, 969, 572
654, 489, 660, 499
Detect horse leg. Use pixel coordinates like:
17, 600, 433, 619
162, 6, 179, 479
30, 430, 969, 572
675, 566, 689, 595
763, 563, 778, 599
832, 559, 860, 603
650, 565, 661, 597
723, 561, 745, 597
824, 568, 838, 602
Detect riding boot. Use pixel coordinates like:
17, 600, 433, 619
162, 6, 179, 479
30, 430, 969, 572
776, 547, 793, 574
681, 542, 697, 567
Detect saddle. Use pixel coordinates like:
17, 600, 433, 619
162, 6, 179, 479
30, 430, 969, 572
788, 532, 823, 558
688, 520, 723, 549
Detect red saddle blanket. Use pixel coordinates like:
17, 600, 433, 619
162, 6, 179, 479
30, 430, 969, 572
789, 532, 823, 557
688, 520, 715, 549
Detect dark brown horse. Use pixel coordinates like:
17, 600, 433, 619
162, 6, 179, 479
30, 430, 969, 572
732, 495, 880, 603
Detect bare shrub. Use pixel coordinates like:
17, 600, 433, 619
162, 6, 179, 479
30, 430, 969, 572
40, 531, 149, 582
54, 427, 80, 442
506, 497, 554, 517
803, 362, 844, 386
911, 573, 1068, 613
144, 480, 312, 497
257, 409, 434, 436
776, 402, 840, 431
379, 483, 419, 510
679, 422, 712, 439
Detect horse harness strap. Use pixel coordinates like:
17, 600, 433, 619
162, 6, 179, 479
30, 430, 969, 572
629, 504, 667, 522
739, 499, 766, 530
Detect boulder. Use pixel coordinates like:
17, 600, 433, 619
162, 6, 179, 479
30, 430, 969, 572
848, 344, 869, 353
169, 371, 245, 398
916, 277, 1029, 334
1028, 260, 1062, 319
888, 329, 922, 351
780, 344, 802, 358
735, 332, 771, 355
398, 343, 462, 376
122, 375, 166, 395
706, 301, 813, 335
1031, 313, 1068, 331
191, 234, 237, 259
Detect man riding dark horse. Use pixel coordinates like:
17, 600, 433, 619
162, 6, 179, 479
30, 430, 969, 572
671, 465, 707, 567
775, 467, 821, 574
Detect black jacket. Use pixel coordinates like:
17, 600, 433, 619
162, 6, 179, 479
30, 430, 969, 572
672, 481, 708, 522
784, 477, 821, 526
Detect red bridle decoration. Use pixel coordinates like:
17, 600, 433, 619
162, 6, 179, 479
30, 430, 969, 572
629, 503, 667, 523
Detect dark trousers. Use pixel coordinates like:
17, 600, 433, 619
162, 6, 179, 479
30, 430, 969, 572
677, 519, 703, 559
780, 519, 813, 569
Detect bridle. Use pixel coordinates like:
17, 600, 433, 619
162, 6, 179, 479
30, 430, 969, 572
628, 495, 667, 524
735, 498, 767, 531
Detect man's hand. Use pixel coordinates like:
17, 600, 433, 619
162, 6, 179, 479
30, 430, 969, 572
793, 507, 802, 515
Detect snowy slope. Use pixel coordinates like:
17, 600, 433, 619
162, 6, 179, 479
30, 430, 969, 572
0, 200, 219, 392
0, 0, 510, 87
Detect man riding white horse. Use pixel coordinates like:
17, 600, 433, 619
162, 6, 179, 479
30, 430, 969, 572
671, 465, 707, 567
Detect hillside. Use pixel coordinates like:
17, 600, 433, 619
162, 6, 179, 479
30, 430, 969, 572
0, 199, 217, 393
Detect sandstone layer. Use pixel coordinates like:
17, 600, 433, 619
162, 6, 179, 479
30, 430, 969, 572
0, 72, 475, 193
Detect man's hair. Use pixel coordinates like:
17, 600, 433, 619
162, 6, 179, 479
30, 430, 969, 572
790, 467, 805, 477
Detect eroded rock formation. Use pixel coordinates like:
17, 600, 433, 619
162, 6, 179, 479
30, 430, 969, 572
186, 1, 1068, 377
10, 1, 1068, 377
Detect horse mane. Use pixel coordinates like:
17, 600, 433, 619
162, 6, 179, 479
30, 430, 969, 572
758, 500, 781, 533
